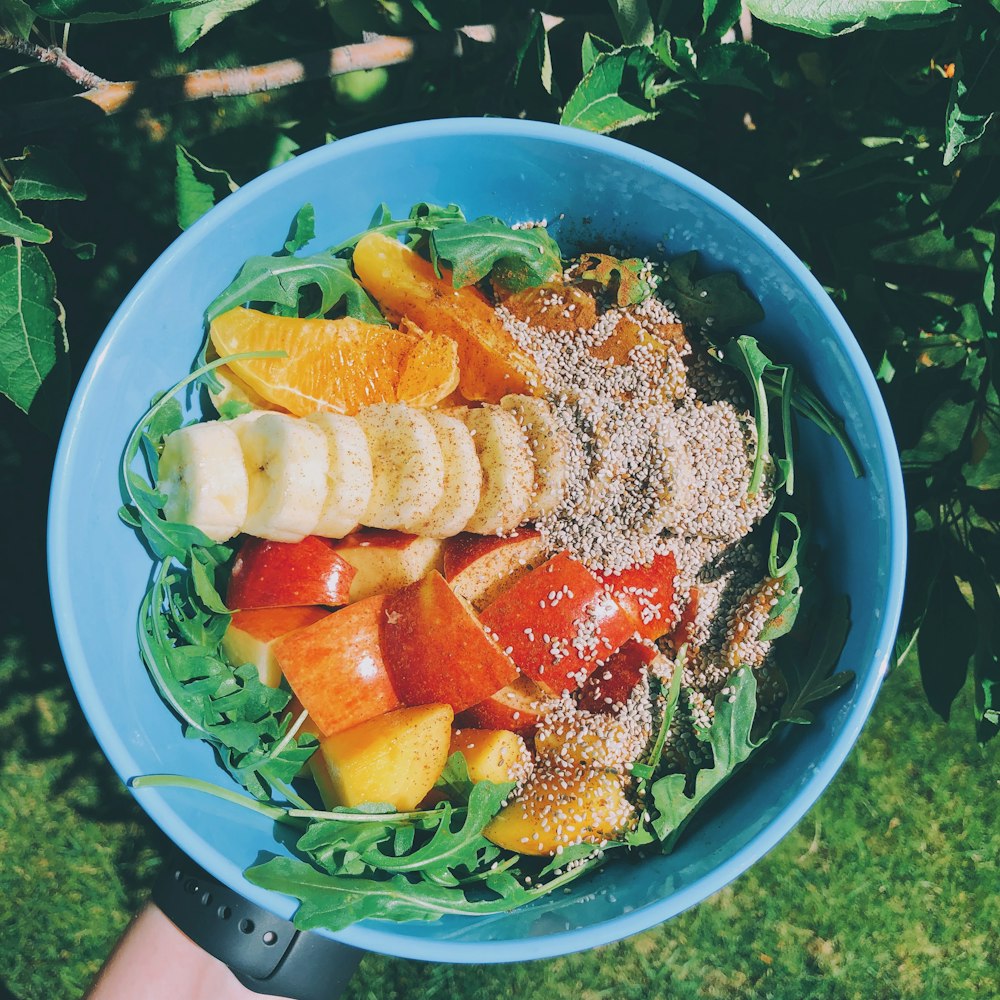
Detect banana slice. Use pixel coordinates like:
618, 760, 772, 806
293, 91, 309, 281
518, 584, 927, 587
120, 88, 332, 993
409, 411, 482, 538
357, 403, 445, 531
232, 411, 329, 542
499, 394, 569, 519
305, 413, 374, 538
157, 422, 249, 542
462, 405, 534, 534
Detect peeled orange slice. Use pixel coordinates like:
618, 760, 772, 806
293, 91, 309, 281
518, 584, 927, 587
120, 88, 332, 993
208, 307, 458, 416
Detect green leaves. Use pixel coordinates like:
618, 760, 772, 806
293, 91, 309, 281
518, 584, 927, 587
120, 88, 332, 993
429, 218, 561, 291
650, 667, 760, 850
659, 252, 765, 331
943, 21, 1000, 165
0, 187, 51, 244
746, 0, 956, 37
0, 242, 66, 415
169, 0, 261, 51
175, 146, 238, 231
9, 148, 86, 203
778, 595, 855, 726
25, 0, 215, 23
208, 252, 385, 324
561, 45, 660, 133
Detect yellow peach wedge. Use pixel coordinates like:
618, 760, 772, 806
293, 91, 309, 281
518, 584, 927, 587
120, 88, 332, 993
448, 728, 531, 785
483, 765, 633, 857
309, 703, 454, 811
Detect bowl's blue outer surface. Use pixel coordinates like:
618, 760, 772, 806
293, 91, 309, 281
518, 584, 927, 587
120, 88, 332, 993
49, 119, 906, 963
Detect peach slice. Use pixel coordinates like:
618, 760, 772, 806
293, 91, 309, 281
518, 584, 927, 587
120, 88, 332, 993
380, 571, 518, 713
442, 529, 548, 611
483, 765, 632, 856
309, 703, 453, 810
222, 605, 329, 687
448, 729, 530, 785
272, 594, 401, 736
352, 232, 542, 402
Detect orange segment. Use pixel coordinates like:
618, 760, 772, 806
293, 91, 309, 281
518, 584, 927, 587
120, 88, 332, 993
397, 330, 460, 407
208, 307, 457, 416
589, 315, 686, 366
352, 232, 542, 402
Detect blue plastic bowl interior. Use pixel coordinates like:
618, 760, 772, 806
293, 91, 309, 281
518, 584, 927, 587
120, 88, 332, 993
48, 119, 905, 963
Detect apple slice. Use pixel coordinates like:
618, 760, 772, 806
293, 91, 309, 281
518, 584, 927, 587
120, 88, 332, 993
596, 552, 678, 642
271, 594, 401, 736
448, 729, 531, 785
226, 535, 355, 610
309, 703, 454, 810
442, 529, 548, 610
332, 528, 443, 602
479, 552, 634, 694
456, 675, 554, 735
222, 606, 330, 686
576, 639, 659, 714
381, 571, 518, 713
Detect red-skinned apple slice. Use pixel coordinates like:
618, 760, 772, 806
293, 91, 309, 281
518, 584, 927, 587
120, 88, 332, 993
380, 570, 518, 713
332, 527, 443, 602
596, 551, 678, 642
479, 552, 634, 693
271, 594, 401, 736
456, 674, 556, 735
222, 605, 330, 686
226, 535, 355, 610
577, 638, 658, 714
442, 529, 548, 610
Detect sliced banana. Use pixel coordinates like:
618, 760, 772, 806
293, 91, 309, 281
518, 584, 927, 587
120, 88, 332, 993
357, 403, 445, 531
499, 394, 569, 519
232, 411, 329, 542
409, 411, 482, 538
157, 422, 249, 542
462, 405, 534, 535
305, 413, 374, 538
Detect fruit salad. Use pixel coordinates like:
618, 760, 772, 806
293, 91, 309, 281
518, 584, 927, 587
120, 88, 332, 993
121, 201, 859, 930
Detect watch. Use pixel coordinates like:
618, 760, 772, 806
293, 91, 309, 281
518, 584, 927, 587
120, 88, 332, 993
153, 851, 362, 1000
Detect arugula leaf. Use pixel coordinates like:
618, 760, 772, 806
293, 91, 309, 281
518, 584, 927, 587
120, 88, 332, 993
719, 335, 772, 494
283, 203, 315, 255
207, 252, 385, 325
329, 201, 466, 256
429, 217, 561, 291
778, 594, 855, 725
659, 252, 764, 331
433, 750, 476, 801
650, 667, 760, 850
578, 253, 654, 306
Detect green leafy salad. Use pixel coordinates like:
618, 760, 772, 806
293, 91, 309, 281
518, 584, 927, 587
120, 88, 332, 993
120, 201, 859, 932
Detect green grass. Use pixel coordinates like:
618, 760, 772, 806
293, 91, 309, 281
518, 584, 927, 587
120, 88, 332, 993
1, 418, 997, 1000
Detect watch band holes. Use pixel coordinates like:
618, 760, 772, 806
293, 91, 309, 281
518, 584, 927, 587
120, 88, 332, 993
239, 918, 255, 934
262, 931, 278, 946
184, 879, 199, 894
217, 905, 232, 920
200, 892, 212, 906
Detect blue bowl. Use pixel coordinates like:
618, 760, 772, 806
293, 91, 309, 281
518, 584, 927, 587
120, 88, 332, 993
48, 119, 905, 962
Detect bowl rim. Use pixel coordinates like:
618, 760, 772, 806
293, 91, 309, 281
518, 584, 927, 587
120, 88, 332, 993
48, 116, 907, 963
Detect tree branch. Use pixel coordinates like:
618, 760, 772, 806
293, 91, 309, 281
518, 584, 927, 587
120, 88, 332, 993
1, 25, 506, 136
0, 31, 109, 89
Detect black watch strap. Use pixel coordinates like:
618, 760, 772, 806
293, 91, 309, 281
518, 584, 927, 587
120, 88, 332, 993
153, 851, 362, 1000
